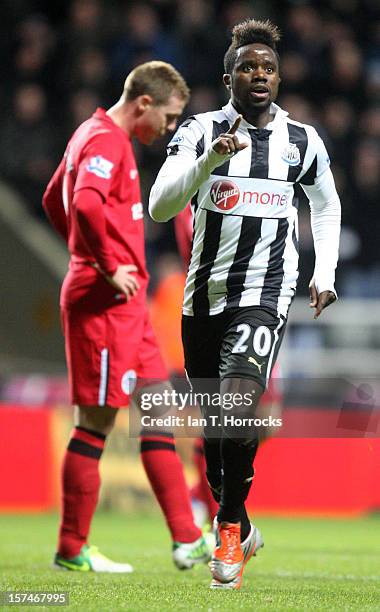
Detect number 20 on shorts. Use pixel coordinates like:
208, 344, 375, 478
232, 324, 272, 357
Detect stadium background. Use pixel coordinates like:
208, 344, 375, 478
0, 0, 379, 517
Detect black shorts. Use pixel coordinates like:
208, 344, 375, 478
182, 307, 286, 390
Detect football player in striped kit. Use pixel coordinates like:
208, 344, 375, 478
150, 19, 340, 589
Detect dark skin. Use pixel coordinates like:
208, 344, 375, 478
225, 43, 281, 128
213, 42, 336, 318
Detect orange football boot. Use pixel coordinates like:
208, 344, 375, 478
210, 521, 264, 589
210, 521, 244, 583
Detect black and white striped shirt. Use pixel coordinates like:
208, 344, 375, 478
150, 101, 341, 318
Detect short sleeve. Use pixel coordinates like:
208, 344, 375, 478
75, 131, 124, 200
299, 128, 331, 186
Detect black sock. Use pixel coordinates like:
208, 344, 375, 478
218, 437, 258, 525
205, 437, 252, 542
204, 437, 222, 502
240, 505, 251, 541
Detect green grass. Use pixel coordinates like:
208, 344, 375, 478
0, 512, 379, 611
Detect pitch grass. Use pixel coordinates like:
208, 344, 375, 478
0, 512, 379, 611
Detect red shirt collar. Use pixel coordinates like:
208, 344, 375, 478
93, 107, 130, 141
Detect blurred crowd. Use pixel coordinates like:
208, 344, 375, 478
0, 0, 379, 296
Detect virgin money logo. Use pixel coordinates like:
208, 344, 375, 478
210, 180, 240, 210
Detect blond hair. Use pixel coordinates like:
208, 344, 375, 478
124, 61, 190, 105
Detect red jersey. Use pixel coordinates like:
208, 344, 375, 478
43, 108, 149, 311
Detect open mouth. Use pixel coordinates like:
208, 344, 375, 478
250, 87, 270, 100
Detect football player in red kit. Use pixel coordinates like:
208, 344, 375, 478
43, 61, 210, 573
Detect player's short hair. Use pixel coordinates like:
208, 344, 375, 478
124, 61, 190, 105
224, 19, 281, 74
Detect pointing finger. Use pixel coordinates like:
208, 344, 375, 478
227, 115, 242, 135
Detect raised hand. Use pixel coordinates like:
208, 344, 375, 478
212, 115, 249, 156
309, 279, 336, 319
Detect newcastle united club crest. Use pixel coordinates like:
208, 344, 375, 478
281, 143, 301, 166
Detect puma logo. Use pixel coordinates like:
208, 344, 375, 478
248, 356, 264, 373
